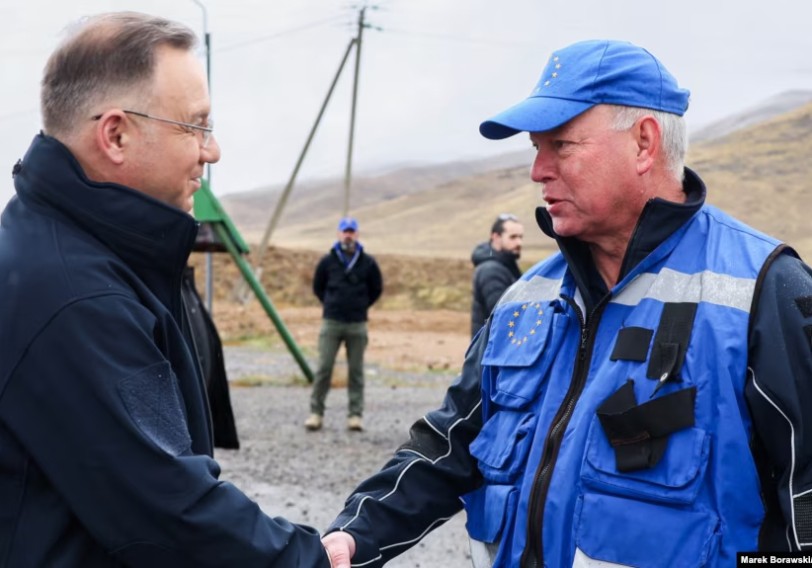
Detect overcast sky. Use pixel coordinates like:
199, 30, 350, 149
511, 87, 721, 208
2, 0, 812, 208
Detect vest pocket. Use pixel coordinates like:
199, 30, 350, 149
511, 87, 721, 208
470, 411, 535, 483
574, 492, 720, 568
481, 302, 567, 406
581, 413, 710, 505
462, 483, 518, 544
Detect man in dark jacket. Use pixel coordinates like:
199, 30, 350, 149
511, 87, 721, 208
305, 217, 383, 432
0, 12, 333, 567
470, 213, 524, 336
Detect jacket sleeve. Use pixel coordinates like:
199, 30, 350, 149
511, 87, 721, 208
476, 263, 514, 317
0, 295, 330, 567
313, 255, 328, 303
367, 257, 383, 306
746, 251, 812, 551
325, 327, 488, 567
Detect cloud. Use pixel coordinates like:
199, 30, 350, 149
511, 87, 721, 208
2, 0, 811, 207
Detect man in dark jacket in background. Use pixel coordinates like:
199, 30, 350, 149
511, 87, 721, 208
470, 213, 524, 336
305, 217, 383, 432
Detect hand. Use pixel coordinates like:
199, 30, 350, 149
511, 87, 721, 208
322, 531, 356, 568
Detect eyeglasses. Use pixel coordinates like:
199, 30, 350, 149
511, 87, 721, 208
92, 110, 214, 148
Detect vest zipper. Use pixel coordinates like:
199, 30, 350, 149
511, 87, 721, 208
520, 294, 606, 568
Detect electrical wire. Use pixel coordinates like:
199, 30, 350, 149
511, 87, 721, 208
216, 14, 348, 53
382, 27, 540, 49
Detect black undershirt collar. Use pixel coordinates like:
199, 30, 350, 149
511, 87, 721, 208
535, 167, 706, 314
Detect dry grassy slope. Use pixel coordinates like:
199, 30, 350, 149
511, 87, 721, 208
269, 163, 557, 261
690, 90, 812, 143
190, 246, 475, 312
201, 99, 812, 337
221, 102, 812, 262
220, 150, 530, 252
687, 101, 812, 259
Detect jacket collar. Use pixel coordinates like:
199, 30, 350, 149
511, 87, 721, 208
483, 248, 522, 278
13, 133, 198, 279
535, 167, 706, 312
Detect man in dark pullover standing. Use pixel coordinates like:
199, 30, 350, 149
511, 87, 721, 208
306, 217, 383, 432
470, 213, 524, 336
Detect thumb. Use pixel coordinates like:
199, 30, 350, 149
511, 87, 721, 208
326, 546, 352, 568
322, 531, 356, 568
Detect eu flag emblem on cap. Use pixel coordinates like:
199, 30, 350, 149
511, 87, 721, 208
480, 39, 691, 139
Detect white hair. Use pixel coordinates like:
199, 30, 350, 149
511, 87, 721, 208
608, 105, 687, 181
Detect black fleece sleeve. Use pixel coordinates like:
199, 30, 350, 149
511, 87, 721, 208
747, 251, 812, 551
325, 327, 489, 567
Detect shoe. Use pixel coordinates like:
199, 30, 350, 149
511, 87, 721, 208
304, 414, 323, 431
347, 416, 363, 431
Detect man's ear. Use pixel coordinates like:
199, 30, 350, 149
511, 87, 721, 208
634, 115, 661, 175
93, 111, 129, 165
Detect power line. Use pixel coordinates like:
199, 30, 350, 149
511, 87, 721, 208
382, 27, 540, 49
216, 14, 347, 53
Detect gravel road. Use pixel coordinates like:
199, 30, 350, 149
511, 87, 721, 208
215, 345, 473, 568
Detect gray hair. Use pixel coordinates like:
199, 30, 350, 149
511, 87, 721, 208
608, 105, 687, 181
41, 12, 198, 138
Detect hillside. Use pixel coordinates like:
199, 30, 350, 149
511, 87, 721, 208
191, 95, 812, 365
219, 94, 812, 263
220, 150, 537, 259
691, 90, 812, 143
687, 101, 812, 257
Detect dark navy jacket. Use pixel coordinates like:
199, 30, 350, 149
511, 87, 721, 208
327, 169, 812, 566
0, 134, 329, 567
313, 244, 382, 323
470, 242, 522, 337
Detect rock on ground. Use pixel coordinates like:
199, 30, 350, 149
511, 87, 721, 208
216, 345, 473, 568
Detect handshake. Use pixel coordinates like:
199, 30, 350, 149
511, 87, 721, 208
322, 532, 356, 568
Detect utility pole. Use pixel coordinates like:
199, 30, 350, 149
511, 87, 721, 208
249, 38, 357, 287
343, 6, 366, 216
192, 0, 214, 312
242, 4, 378, 301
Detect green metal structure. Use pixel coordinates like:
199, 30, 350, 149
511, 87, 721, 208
193, 179, 314, 382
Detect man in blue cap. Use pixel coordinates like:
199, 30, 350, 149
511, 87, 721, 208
321, 39, 812, 567
305, 216, 383, 432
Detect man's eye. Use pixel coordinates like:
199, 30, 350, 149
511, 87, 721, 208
553, 140, 571, 150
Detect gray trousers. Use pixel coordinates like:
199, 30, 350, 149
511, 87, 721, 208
309, 319, 368, 417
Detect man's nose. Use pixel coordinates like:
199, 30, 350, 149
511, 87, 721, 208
531, 148, 555, 184
201, 135, 221, 164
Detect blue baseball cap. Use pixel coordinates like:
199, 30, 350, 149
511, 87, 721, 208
479, 39, 691, 139
338, 217, 358, 231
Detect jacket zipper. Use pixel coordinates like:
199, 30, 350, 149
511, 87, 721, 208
520, 295, 605, 568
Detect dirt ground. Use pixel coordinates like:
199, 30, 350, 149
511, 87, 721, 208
195, 248, 482, 566
213, 303, 473, 374
216, 328, 476, 566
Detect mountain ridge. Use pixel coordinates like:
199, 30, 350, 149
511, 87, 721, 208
218, 91, 812, 261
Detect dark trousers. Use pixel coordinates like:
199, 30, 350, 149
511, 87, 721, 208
309, 319, 368, 417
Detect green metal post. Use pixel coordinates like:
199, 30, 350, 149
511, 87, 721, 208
212, 222, 315, 383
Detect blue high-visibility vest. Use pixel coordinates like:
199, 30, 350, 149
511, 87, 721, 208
463, 204, 781, 568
